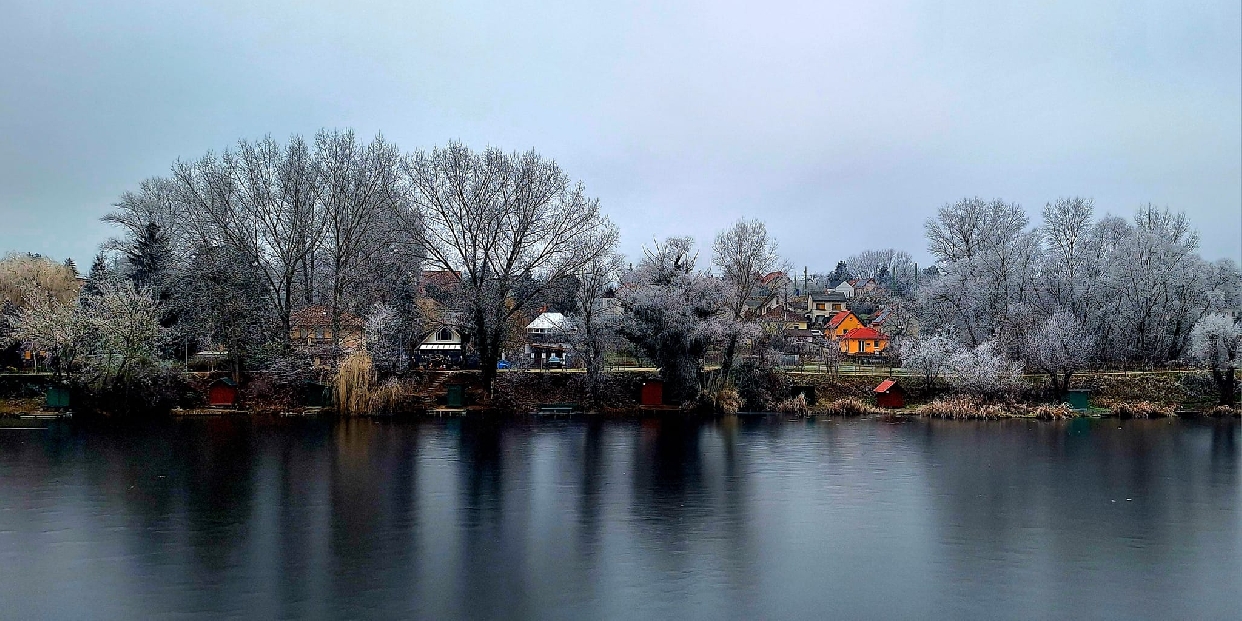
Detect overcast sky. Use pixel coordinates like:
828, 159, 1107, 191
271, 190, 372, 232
2, 0, 1239, 270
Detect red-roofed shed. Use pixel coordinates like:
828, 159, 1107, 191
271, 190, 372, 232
874, 379, 905, 409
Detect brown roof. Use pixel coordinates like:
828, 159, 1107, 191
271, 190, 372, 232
421, 270, 461, 288
290, 305, 363, 328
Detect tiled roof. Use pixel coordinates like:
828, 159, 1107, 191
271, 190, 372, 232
827, 310, 854, 329
290, 305, 363, 328
758, 271, 786, 285
842, 326, 886, 340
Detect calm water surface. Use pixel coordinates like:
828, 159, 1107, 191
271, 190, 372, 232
0, 416, 1238, 620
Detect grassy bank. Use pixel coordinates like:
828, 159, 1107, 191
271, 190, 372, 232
0, 368, 1236, 419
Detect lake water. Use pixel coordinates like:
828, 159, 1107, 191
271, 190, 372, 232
0, 415, 1238, 620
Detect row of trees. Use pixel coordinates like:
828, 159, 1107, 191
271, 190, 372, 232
2, 128, 1239, 411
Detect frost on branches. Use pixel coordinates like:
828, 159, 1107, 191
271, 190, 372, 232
1187, 313, 1241, 406
1020, 311, 1094, 397
946, 340, 1024, 398
617, 237, 727, 404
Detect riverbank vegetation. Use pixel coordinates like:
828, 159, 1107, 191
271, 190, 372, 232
1, 130, 1239, 418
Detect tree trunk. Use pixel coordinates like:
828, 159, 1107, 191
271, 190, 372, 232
1211, 366, 1237, 407
719, 333, 739, 380
661, 354, 700, 404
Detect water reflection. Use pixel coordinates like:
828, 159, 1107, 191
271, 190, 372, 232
0, 416, 1237, 620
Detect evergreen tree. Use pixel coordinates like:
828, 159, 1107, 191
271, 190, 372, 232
82, 252, 111, 299
125, 222, 170, 290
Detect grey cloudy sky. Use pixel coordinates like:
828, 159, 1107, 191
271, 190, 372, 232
2, 0, 1239, 269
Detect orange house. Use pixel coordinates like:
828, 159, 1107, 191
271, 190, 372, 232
840, 326, 889, 355
826, 310, 864, 339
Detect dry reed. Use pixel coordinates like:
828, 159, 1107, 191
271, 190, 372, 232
334, 352, 375, 415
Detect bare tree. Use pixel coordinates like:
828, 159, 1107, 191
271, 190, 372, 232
171, 135, 323, 342
712, 218, 782, 378
404, 142, 616, 392
315, 129, 405, 349
567, 239, 623, 409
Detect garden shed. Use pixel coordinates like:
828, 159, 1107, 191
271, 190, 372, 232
639, 380, 664, 407
874, 379, 905, 409
207, 378, 239, 407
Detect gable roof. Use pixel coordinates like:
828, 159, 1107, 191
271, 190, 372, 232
871, 307, 893, 325
758, 271, 786, 285
761, 307, 804, 323
842, 326, 886, 340
810, 292, 849, 302
827, 310, 857, 329
290, 305, 363, 328
874, 379, 899, 393
526, 312, 567, 331
420, 270, 461, 290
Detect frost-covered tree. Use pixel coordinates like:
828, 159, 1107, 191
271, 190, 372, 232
1091, 205, 1234, 365
845, 249, 917, 295
0, 253, 80, 310
1186, 314, 1241, 407
946, 340, 1023, 398
900, 331, 963, 390
712, 218, 782, 377
568, 245, 624, 408
86, 281, 167, 375
8, 282, 90, 376
617, 237, 726, 403
315, 130, 407, 346
1037, 198, 1100, 318
364, 302, 405, 374
404, 142, 616, 392
922, 198, 1040, 348
1020, 311, 1094, 397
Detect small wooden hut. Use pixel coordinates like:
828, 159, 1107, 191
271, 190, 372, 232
207, 378, 239, 407
874, 378, 905, 409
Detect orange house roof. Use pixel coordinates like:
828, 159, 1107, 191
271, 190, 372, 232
828, 311, 857, 329
874, 379, 898, 393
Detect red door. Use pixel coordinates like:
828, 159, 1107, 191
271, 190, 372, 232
640, 381, 663, 406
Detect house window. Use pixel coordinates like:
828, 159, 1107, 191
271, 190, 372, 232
816, 303, 825, 310
439, 328, 453, 341
833, 304, 842, 311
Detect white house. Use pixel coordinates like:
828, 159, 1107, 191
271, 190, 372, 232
526, 312, 567, 336
830, 281, 855, 298
525, 312, 573, 367
417, 326, 464, 365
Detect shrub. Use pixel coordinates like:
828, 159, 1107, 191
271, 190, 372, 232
704, 385, 741, 414
815, 397, 882, 416
72, 358, 192, 417
774, 393, 809, 416
1104, 400, 1176, 418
